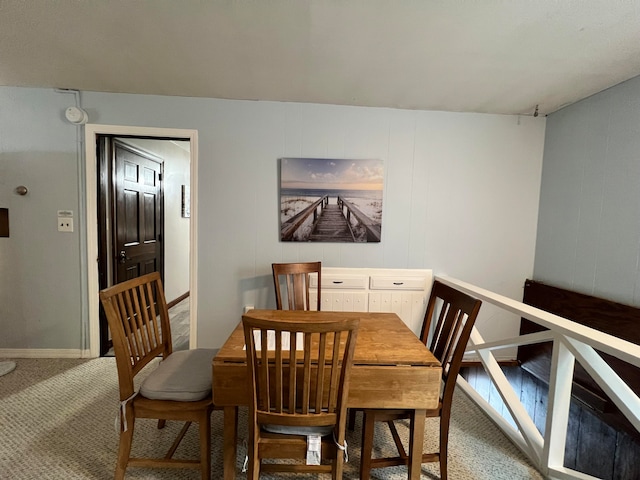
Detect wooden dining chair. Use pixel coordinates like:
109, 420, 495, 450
359, 280, 482, 480
272, 261, 322, 310
242, 312, 359, 479
99, 272, 217, 480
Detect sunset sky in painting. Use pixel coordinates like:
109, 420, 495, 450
280, 158, 383, 190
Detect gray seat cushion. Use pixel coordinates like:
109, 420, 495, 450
140, 348, 218, 401
262, 424, 334, 436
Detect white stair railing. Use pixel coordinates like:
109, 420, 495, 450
437, 276, 640, 480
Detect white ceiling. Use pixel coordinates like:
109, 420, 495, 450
2, 1, 640, 116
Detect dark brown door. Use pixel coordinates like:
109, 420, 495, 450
113, 140, 164, 283
97, 137, 164, 355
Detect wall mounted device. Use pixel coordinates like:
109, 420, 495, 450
57, 210, 74, 233
64, 106, 88, 125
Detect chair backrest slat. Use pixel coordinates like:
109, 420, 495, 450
328, 331, 342, 409
288, 334, 297, 411
301, 332, 312, 414
274, 332, 283, 413
115, 292, 138, 360
259, 329, 270, 411
144, 282, 161, 349
315, 332, 328, 411
133, 286, 151, 354
127, 288, 141, 358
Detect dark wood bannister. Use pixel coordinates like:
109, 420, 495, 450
512, 279, 640, 479
460, 365, 640, 479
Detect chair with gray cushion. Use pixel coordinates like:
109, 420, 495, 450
99, 272, 216, 480
242, 312, 359, 479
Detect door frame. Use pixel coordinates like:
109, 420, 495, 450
85, 124, 199, 358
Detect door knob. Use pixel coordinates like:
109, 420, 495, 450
119, 250, 129, 264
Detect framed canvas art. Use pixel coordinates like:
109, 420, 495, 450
279, 158, 383, 242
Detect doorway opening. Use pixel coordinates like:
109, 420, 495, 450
85, 125, 199, 358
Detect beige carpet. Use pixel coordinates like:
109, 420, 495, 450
0, 358, 544, 479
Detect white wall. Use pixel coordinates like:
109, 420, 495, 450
535, 74, 640, 306
0, 86, 546, 356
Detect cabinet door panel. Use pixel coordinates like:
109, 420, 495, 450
319, 291, 368, 312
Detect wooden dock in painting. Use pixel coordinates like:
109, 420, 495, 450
280, 195, 381, 242
308, 204, 355, 242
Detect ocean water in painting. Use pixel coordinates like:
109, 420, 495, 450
280, 188, 381, 199
280, 189, 383, 223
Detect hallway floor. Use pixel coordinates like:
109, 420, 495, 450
169, 296, 189, 351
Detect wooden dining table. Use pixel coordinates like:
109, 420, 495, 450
212, 309, 442, 480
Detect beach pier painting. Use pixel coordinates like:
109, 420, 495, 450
279, 158, 383, 242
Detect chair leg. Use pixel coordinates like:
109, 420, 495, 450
247, 425, 260, 480
157, 419, 166, 429
114, 409, 135, 480
199, 411, 212, 480
333, 433, 345, 480
439, 414, 451, 480
359, 411, 376, 480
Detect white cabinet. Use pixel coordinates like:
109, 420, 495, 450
309, 268, 433, 335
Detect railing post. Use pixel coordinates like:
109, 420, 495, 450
542, 335, 575, 476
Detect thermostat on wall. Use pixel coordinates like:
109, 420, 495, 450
65, 106, 88, 125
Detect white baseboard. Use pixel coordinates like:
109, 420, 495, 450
0, 349, 93, 359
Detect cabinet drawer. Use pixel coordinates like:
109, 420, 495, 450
369, 275, 427, 291
310, 274, 368, 290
